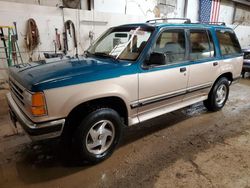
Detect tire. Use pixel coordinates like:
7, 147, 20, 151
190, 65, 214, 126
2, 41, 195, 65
73, 108, 123, 163
204, 77, 229, 112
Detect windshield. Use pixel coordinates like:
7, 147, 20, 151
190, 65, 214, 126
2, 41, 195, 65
87, 26, 154, 61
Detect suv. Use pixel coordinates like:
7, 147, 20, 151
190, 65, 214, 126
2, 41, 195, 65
7, 18, 243, 163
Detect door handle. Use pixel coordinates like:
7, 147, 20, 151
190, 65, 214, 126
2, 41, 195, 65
213, 62, 218, 66
180, 67, 186, 72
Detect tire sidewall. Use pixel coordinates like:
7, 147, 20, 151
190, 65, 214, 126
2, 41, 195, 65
212, 78, 229, 109
74, 108, 123, 163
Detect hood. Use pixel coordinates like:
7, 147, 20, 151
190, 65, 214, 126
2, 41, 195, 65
9, 57, 135, 92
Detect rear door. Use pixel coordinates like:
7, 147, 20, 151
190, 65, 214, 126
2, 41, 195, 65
184, 29, 220, 101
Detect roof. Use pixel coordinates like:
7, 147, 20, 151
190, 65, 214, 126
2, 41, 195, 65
118, 20, 230, 30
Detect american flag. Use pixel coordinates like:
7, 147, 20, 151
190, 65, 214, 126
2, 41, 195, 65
199, 0, 221, 22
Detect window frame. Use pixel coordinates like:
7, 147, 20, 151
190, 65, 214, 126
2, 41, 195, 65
144, 28, 189, 68
207, 30, 216, 57
188, 29, 216, 61
87, 26, 155, 62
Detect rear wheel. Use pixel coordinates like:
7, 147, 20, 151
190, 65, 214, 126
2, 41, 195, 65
73, 108, 123, 163
204, 77, 229, 112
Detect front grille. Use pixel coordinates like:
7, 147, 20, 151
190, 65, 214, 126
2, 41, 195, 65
9, 78, 25, 106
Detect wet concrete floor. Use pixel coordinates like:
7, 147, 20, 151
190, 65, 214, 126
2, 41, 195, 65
0, 78, 250, 188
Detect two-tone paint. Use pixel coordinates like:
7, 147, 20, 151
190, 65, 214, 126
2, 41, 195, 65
7, 22, 243, 140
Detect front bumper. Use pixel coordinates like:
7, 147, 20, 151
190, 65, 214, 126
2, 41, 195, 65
6, 92, 65, 141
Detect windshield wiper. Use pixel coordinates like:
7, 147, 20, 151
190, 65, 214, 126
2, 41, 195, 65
92, 52, 117, 60
84, 51, 117, 61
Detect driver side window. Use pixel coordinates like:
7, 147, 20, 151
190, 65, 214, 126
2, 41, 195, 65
152, 29, 186, 64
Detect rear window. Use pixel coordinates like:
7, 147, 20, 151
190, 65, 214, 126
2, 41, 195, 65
216, 30, 241, 56
190, 30, 215, 61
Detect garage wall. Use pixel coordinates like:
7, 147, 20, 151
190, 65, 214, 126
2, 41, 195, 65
0, 0, 61, 7
234, 3, 250, 25
185, 0, 199, 21
218, 0, 235, 24
232, 25, 250, 48
0, 1, 148, 79
94, 0, 127, 14
0, 0, 250, 80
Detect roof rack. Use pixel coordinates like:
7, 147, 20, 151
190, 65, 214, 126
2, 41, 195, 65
146, 18, 226, 26
146, 18, 191, 24
195, 22, 226, 26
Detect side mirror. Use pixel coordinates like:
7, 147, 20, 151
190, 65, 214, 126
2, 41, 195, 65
146, 52, 166, 66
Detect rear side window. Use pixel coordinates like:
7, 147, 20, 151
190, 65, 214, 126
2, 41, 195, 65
216, 30, 241, 56
190, 30, 215, 61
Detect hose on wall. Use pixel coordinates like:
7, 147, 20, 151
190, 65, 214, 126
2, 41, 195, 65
25, 18, 39, 51
63, 20, 78, 57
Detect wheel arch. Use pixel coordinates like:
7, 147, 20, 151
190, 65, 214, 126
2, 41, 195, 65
209, 72, 233, 95
213, 72, 233, 87
63, 96, 129, 135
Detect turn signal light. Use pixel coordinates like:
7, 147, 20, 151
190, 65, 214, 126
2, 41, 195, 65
30, 92, 47, 116
31, 106, 47, 116
32, 92, 45, 107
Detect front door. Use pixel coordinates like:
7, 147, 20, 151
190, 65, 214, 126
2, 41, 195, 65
138, 29, 189, 122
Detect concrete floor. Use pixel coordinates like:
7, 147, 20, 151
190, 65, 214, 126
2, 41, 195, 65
1, 78, 250, 188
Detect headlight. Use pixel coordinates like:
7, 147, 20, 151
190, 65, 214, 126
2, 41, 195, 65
24, 91, 47, 116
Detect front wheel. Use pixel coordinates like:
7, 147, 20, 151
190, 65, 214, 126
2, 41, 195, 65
204, 77, 229, 112
73, 108, 123, 163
